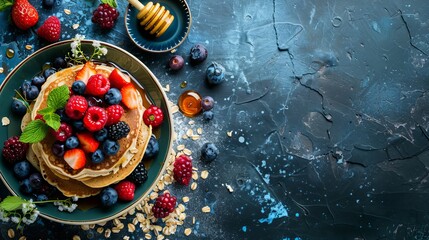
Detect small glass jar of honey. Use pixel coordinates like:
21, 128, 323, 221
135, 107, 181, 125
178, 90, 202, 117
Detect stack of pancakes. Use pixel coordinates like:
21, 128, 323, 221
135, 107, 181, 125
21, 64, 152, 198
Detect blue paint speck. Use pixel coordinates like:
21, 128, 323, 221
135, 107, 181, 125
295, 213, 300, 218
242, 226, 247, 232
258, 202, 288, 224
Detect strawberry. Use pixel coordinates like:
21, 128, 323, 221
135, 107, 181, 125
75, 62, 97, 84
114, 180, 135, 201
109, 68, 131, 89
63, 148, 86, 170
37, 16, 61, 42
76, 132, 99, 153
120, 83, 139, 110
10, 0, 39, 30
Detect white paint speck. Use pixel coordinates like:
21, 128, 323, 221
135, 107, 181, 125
238, 136, 245, 143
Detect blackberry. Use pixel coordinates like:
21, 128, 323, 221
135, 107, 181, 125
107, 121, 130, 140
128, 162, 148, 185
2, 136, 29, 165
173, 155, 192, 185
92, 3, 119, 30
152, 193, 177, 219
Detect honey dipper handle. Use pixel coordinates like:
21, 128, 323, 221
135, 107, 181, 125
128, 0, 144, 10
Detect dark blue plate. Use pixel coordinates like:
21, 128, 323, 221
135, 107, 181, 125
125, 0, 192, 52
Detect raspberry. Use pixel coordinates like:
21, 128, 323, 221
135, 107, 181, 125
152, 193, 177, 219
92, 3, 119, 29
128, 161, 148, 185
106, 105, 124, 126
143, 105, 164, 128
107, 121, 130, 140
37, 16, 61, 42
115, 180, 135, 201
65, 95, 88, 120
52, 122, 73, 142
86, 74, 110, 97
83, 106, 108, 132
2, 136, 29, 165
173, 155, 192, 186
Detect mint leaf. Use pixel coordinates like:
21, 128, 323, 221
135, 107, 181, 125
38, 106, 55, 116
0, 0, 14, 12
44, 113, 61, 131
0, 196, 27, 211
101, 0, 117, 8
20, 120, 50, 143
47, 85, 70, 110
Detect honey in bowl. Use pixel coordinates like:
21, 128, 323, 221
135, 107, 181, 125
178, 90, 202, 117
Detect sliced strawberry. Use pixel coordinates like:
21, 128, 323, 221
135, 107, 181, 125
109, 68, 131, 89
75, 62, 97, 84
76, 132, 99, 153
63, 148, 86, 170
120, 83, 139, 110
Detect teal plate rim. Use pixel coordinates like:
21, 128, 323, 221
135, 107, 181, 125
0, 40, 174, 225
125, 0, 192, 53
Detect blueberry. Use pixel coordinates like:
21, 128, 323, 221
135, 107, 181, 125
13, 161, 31, 179
20, 80, 32, 95
52, 141, 65, 157
72, 80, 86, 95
65, 136, 79, 149
29, 172, 43, 190
190, 44, 208, 64
20, 179, 33, 194
201, 96, 215, 111
37, 183, 56, 197
43, 68, 56, 79
206, 62, 225, 85
72, 120, 85, 132
104, 88, 122, 105
201, 142, 219, 162
11, 98, 27, 116
202, 110, 214, 121
36, 194, 49, 201
31, 75, 46, 88
100, 187, 118, 207
56, 108, 71, 122
144, 135, 159, 158
91, 149, 105, 164
169, 55, 185, 70
24, 85, 40, 101
102, 140, 119, 155
94, 128, 108, 142
53, 56, 67, 69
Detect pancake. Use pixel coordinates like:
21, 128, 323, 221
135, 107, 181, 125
30, 64, 149, 180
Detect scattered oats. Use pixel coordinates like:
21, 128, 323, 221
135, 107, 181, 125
182, 134, 188, 139
171, 105, 179, 113
179, 213, 186, 221
104, 229, 111, 238
164, 84, 170, 92
192, 171, 199, 180
2, 117, 10, 126
64, 9, 71, 14
183, 148, 192, 156
97, 227, 104, 234
197, 127, 203, 134
182, 196, 189, 203
98, 221, 107, 226
7, 228, 14, 238
113, 218, 121, 226
191, 182, 197, 190
192, 167, 198, 171
19, 237, 26, 240
150, 192, 158, 200
112, 228, 121, 233
128, 223, 136, 233
184, 228, 192, 236
89, 224, 96, 229
192, 217, 196, 224
201, 170, 209, 179
225, 184, 234, 193
227, 131, 233, 137
153, 225, 163, 232
25, 45, 32, 50
72, 235, 81, 240
164, 175, 172, 183
81, 224, 90, 231
72, 23, 79, 29
186, 129, 193, 137
202, 206, 211, 213
116, 223, 124, 230
143, 227, 150, 233
188, 120, 195, 125
123, 236, 130, 240
191, 135, 200, 140
129, 148, 138, 154
157, 235, 165, 240
0, 67, 3, 73
177, 144, 185, 151
157, 180, 165, 190
178, 204, 186, 212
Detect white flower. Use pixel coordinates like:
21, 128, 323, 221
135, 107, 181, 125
100, 47, 108, 55
92, 40, 101, 48
74, 34, 85, 41
72, 196, 79, 202
11, 216, 20, 223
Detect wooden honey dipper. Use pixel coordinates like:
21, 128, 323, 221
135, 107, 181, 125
128, 0, 175, 38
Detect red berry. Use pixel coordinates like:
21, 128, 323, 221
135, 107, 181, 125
105, 105, 124, 126
76, 132, 99, 153
65, 95, 88, 120
52, 122, 73, 142
83, 106, 108, 132
109, 68, 131, 89
120, 83, 139, 110
35, 114, 44, 122
92, 3, 119, 29
115, 180, 135, 201
63, 148, 86, 170
86, 74, 110, 97
152, 193, 177, 219
37, 16, 61, 42
75, 62, 97, 84
173, 155, 192, 186
11, 0, 39, 30
143, 105, 164, 128
2, 136, 29, 165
